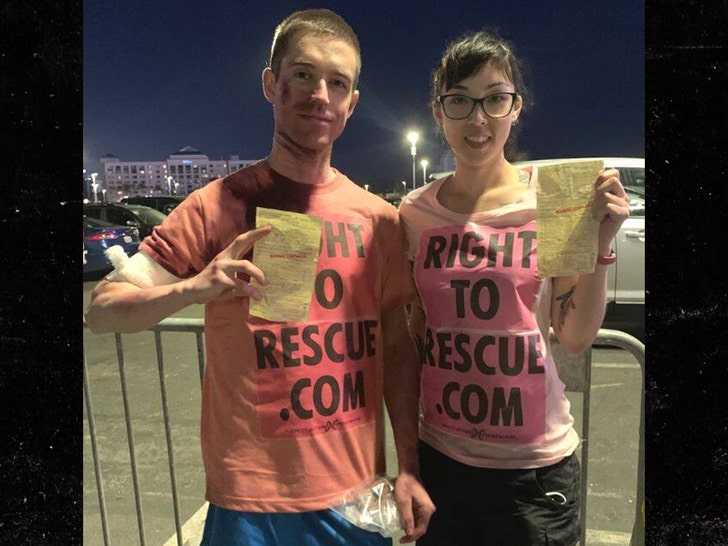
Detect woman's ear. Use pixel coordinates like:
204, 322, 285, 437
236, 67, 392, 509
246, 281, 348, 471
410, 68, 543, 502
511, 94, 523, 124
432, 101, 443, 126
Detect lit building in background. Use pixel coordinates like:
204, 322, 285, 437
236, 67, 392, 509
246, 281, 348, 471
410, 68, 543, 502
98, 146, 260, 200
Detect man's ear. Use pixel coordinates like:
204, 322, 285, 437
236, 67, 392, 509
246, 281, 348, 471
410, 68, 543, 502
346, 89, 360, 118
262, 68, 276, 104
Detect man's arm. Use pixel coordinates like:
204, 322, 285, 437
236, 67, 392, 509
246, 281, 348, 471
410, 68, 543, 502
85, 226, 271, 334
381, 305, 434, 543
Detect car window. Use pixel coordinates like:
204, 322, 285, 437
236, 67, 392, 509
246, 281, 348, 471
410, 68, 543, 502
85, 216, 119, 228
129, 207, 167, 224
106, 208, 134, 225
617, 167, 645, 217
84, 207, 102, 219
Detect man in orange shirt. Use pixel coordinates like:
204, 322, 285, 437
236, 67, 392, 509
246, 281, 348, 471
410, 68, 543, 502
85, 8, 433, 546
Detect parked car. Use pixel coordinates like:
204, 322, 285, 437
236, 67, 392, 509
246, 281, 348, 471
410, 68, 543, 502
120, 195, 185, 214
83, 216, 141, 278
430, 157, 645, 339
83, 203, 167, 239
513, 157, 645, 339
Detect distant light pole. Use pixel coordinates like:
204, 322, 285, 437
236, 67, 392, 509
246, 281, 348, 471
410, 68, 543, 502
406, 131, 419, 190
83, 169, 89, 200
364, 184, 369, 192
101, 188, 107, 202
173, 181, 179, 195
166, 176, 173, 196
420, 159, 429, 186
401, 180, 406, 195
91, 172, 99, 203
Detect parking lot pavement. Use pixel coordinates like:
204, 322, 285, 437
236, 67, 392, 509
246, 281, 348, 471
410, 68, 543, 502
83, 282, 642, 546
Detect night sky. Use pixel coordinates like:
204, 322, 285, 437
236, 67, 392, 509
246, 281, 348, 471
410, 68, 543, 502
83, 0, 644, 193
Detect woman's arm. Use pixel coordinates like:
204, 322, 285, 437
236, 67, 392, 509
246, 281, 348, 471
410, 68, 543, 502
550, 168, 629, 352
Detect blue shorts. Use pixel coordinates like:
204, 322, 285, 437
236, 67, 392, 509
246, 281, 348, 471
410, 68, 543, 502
200, 503, 393, 546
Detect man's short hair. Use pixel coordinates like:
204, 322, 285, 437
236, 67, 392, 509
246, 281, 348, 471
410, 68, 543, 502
269, 8, 361, 88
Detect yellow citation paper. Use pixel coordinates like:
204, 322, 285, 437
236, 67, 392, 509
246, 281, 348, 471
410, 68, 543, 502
249, 207, 322, 322
536, 160, 603, 277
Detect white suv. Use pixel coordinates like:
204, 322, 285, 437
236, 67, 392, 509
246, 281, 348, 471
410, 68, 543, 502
514, 157, 645, 339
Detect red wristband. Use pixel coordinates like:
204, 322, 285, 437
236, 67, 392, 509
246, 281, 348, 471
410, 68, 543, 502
597, 250, 617, 265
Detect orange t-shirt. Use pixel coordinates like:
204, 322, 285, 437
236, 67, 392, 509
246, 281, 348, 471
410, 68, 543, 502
140, 161, 412, 512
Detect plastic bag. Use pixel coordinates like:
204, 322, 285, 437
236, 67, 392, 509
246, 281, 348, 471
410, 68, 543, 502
330, 475, 401, 537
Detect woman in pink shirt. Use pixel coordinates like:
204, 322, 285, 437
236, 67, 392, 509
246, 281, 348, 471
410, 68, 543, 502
399, 29, 629, 546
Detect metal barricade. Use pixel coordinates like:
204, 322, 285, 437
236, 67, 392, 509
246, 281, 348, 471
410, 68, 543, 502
84, 318, 206, 546
594, 329, 645, 546
84, 321, 644, 546
550, 328, 645, 546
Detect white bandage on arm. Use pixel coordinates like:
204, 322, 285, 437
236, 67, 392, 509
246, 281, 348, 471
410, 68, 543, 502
105, 247, 183, 288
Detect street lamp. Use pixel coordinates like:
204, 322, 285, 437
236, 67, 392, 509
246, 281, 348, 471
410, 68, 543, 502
174, 181, 179, 195
83, 169, 89, 200
101, 188, 107, 202
364, 184, 369, 192
91, 172, 99, 203
406, 131, 419, 190
166, 175, 173, 196
401, 180, 406, 195
420, 159, 429, 186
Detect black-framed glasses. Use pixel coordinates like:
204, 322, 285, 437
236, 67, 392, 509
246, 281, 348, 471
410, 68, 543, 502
436, 92, 519, 120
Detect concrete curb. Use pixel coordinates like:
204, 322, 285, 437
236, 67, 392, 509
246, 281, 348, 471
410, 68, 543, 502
163, 502, 208, 546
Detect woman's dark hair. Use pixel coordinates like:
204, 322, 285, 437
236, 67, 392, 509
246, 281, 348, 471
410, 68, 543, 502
431, 29, 531, 160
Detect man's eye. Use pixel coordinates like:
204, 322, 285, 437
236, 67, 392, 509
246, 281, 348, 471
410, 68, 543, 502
294, 71, 311, 79
331, 79, 348, 90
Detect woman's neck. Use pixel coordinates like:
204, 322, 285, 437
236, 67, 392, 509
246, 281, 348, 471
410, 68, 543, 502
437, 156, 525, 214
449, 155, 515, 197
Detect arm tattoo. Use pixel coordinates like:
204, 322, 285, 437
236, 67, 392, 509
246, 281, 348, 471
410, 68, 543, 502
555, 285, 576, 329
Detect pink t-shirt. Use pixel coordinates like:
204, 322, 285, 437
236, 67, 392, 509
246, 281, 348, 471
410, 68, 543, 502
141, 161, 412, 512
399, 167, 579, 469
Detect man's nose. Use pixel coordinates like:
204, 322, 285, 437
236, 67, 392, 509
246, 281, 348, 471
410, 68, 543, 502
310, 78, 330, 104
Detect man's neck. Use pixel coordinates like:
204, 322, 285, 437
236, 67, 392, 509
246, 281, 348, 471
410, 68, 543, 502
266, 142, 335, 185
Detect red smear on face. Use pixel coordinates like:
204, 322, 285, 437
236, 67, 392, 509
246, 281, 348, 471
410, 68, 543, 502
274, 78, 321, 160
280, 80, 292, 105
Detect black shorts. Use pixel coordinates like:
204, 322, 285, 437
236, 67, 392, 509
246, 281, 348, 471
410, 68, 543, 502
417, 441, 580, 546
